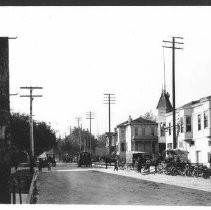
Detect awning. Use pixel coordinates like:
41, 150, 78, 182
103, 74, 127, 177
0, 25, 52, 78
132, 151, 147, 154
184, 139, 194, 143
37, 152, 47, 159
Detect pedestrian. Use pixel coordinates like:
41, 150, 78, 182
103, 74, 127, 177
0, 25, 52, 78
38, 160, 42, 172
137, 157, 142, 173
105, 158, 108, 169
154, 157, 159, 173
114, 159, 119, 171
132, 158, 135, 170
185, 163, 190, 176
145, 159, 151, 173
48, 161, 52, 171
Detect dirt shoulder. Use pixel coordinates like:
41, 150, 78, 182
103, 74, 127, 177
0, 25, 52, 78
93, 164, 211, 192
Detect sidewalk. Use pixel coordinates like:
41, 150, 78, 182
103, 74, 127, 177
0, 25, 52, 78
93, 164, 211, 192
10, 166, 32, 204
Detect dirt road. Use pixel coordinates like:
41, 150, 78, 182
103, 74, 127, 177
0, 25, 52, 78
37, 164, 211, 205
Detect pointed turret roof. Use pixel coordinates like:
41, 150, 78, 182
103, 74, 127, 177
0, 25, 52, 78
156, 90, 172, 113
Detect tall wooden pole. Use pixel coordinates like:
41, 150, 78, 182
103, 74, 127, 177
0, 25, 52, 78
0, 37, 11, 204
90, 112, 92, 153
172, 37, 176, 149
108, 94, 111, 153
29, 90, 34, 172
86, 111, 94, 154
104, 93, 115, 155
20, 86, 42, 173
163, 37, 183, 149
76, 117, 82, 152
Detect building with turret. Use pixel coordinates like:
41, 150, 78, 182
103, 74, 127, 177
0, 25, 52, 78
156, 90, 172, 153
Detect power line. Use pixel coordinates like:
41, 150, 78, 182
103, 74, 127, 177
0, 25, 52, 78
162, 47, 166, 92
163, 36, 184, 149
86, 111, 95, 153
103, 93, 116, 155
75, 116, 82, 128
20, 86, 43, 173
75, 116, 82, 152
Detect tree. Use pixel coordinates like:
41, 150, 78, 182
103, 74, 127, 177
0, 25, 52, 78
142, 110, 157, 122
10, 112, 57, 162
57, 127, 96, 157
95, 134, 106, 148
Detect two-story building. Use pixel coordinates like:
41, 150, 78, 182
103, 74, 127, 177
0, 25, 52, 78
165, 95, 211, 165
116, 116, 158, 163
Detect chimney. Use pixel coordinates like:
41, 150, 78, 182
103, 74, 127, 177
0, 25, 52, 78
128, 115, 132, 124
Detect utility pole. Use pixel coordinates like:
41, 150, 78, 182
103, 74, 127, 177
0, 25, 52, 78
0, 37, 16, 204
20, 86, 43, 173
163, 36, 183, 149
86, 111, 94, 154
104, 93, 115, 155
80, 123, 83, 151
75, 116, 82, 152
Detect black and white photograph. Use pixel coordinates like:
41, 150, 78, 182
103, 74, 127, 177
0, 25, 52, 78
0, 5, 211, 206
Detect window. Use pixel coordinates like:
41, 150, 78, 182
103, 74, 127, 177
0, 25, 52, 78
135, 142, 138, 151
135, 127, 138, 136
198, 114, 201, 131
169, 122, 171, 136
151, 127, 154, 136
120, 129, 125, 138
186, 116, 191, 132
160, 123, 166, 137
167, 143, 172, 149
208, 153, 211, 164
152, 142, 155, 154
204, 111, 208, 128
142, 127, 145, 136
180, 117, 184, 133
208, 141, 211, 147
190, 141, 195, 146
120, 143, 125, 152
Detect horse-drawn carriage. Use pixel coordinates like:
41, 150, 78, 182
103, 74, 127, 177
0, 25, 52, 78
78, 152, 92, 167
37, 152, 56, 170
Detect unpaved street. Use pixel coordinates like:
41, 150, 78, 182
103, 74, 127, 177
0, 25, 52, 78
37, 163, 211, 205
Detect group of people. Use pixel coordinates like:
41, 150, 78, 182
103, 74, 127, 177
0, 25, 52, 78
105, 155, 161, 174
136, 156, 153, 174
104, 157, 119, 171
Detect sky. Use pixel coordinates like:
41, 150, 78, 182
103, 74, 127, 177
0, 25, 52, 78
1, 6, 211, 138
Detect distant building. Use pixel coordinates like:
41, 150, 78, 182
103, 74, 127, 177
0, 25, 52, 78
95, 147, 107, 157
116, 116, 158, 163
156, 90, 173, 153
105, 129, 118, 155
165, 95, 211, 166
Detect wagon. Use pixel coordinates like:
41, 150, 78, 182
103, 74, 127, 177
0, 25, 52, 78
78, 152, 92, 167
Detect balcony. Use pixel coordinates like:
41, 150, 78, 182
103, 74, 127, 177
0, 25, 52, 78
132, 135, 158, 141
179, 131, 193, 140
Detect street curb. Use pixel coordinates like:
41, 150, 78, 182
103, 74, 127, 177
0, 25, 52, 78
26, 170, 38, 204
